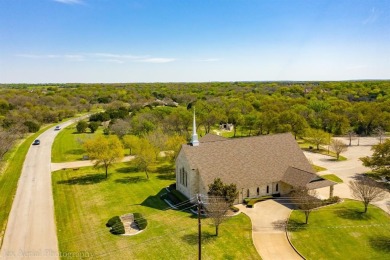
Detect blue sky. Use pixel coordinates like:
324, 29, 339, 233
0, 0, 389, 83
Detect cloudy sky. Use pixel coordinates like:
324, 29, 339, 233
0, 0, 389, 83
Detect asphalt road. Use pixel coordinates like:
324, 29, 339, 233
0, 119, 81, 259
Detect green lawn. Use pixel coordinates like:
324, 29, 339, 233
321, 174, 343, 183
51, 124, 103, 162
313, 164, 327, 172
0, 125, 53, 245
288, 200, 390, 259
52, 161, 260, 259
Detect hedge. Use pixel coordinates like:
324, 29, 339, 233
110, 221, 125, 235
246, 196, 273, 208
133, 213, 147, 230
106, 216, 121, 227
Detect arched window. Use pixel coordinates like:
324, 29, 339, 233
266, 185, 269, 193
257, 187, 260, 196
276, 183, 279, 192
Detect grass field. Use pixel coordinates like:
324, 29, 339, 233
0, 124, 53, 245
321, 174, 343, 183
52, 161, 260, 260
51, 124, 103, 162
288, 200, 390, 259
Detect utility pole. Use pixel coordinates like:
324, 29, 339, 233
197, 194, 202, 260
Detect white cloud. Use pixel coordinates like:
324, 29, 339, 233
53, 0, 84, 4
138, 58, 176, 63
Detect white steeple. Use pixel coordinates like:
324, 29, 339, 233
191, 108, 199, 146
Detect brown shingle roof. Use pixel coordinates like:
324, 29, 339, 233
199, 133, 227, 143
282, 166, 336, 189
180, 133, 316, 190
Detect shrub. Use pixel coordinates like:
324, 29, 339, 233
106, 216, 121, 227
110, 221, 125, 235
230, 205, 239, 212
246, 196, 273, 208
168, 183, 176, 191
322, 196, 340, 205
133, 213, 147, 230
24, 120, 41, 133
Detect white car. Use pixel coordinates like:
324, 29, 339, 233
54, 126, 61, 131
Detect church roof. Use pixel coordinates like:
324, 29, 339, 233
180, 133, 327, 190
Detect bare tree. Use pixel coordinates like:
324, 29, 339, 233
330, 139, 348, 160
373, 126, 386, 144
110, 119, 130, 138
291, 187, 321, 224
204, 196, 230, 236
346, 129, 357, 146
0, 129, 19, 161
349, 176, 387, 213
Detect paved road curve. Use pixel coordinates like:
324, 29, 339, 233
0, 119, 81, 259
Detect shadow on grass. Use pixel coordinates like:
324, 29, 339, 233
57, 173, 106, 185
334, 208, 372, 220
67, 148, 85, 155
155, 164, 175, 174
369, 235, 390, 252
156, 173, 176, 180
116, 166, 139, 174
181, 231, 217, 245
115, 176, 148, 184
286, 219, 308, 232
140, 188, 170, 210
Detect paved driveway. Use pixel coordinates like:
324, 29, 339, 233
237, 200, 302, 260
305, 137, 389, 212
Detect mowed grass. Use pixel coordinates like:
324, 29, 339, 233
52, 161, 260, 260
51, 124, 103, 162
288, 200, 390, 259
0, 125, 53, 244
321, 174, 343, 183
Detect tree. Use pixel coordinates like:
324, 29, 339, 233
360, 139, 390, 176
0, 129, 18, 161
329, 139, 348, 160
76, 120, 88, 133
291, 187, 321, 224
304, 128, 330, 150
88, 121, 100, 133
373, 126, 386, 144
208, 178, 238, 206
83, 135, 124, 178
165, 134, 187, 161
134, 139, 157, 179
204, 196, 230, 236
278, 111, 308, 139
349, 176, 387, 213
110, 119, 130, 138
122, 135, 140, 155
346, 129, 357, 146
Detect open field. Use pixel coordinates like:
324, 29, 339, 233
288, 200, 390, 259
51, 124, 103, 162
52, 161, 260, 259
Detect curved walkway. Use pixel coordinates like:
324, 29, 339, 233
237, 200, 302, 260
51, 156, 134, 172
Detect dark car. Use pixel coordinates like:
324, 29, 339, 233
32, 139, 40, 145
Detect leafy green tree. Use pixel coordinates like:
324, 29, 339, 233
360, 139, 390, 176
304, 128, 330, 150
76, 120, 88, 133
278, 111, 308, 139
122, 135, 140, 155
208, 178, 238, 206
23, 120, 40, 133
88, 122, 100, 133
134, 139, 158, 179
165, 134, 187, 161
83, 135, 124, 178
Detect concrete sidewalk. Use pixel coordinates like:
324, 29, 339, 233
50, 156, 135, 172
